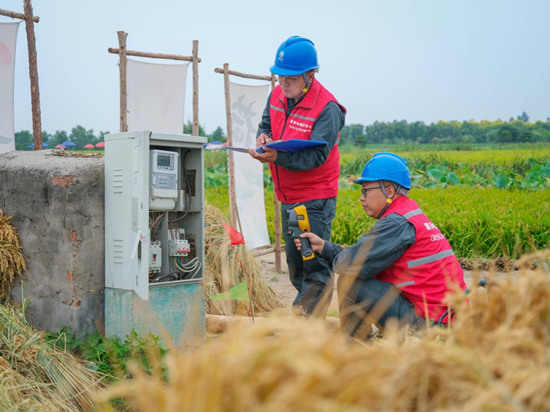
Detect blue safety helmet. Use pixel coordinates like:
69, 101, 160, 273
270, 36, 320, 76
353, 152, 412, 189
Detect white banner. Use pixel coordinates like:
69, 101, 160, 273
126, 58, 188, 134
229, 81, 270, 249
0, 22, 19, 153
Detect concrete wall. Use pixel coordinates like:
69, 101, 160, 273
0, 150, 105, 336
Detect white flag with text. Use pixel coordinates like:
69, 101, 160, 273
229, 81, 271, 249
0, 22, 19, 153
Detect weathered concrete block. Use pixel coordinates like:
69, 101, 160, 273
0, 150, 105, 336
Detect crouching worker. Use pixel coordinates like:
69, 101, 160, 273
294, 152, 467, 339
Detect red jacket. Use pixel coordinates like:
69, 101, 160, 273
268, 80, 345, 203
377, 197, 467, 322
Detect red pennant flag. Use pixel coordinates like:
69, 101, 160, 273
222, 222, 245, 245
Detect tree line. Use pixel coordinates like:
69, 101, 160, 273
15, 113, 550, 150
15, 126, 109, 151
14, 121, 227, 151
340, 113, 550, 146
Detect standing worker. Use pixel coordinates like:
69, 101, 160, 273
248, 35, 346, 317
294, 153, 467, 338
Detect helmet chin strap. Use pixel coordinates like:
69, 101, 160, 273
294, 73, 312, 101
376, 181, 397, 219
302, 72, 311, 93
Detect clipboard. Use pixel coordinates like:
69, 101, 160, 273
224, 139, 328, 154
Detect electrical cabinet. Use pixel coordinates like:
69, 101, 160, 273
104, 131, 207, 344
105, 130, 206, 300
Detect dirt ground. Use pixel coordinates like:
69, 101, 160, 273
254, 249, 338, 314
253, 248, 515, 315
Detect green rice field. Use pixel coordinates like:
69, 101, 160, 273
205, 144, 550, 259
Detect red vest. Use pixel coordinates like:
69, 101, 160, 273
268, 79, 345, 203
377, 197, 467, 322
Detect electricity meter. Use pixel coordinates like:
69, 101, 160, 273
150, 149, 179, 210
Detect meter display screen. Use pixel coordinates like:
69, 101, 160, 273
157, 154, 172, 168
149, 149, 179, 211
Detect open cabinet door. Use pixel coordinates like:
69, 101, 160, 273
105, 131, 151, 300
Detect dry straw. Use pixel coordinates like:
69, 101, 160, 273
0, 210, 27, 297
0, 300, 105, 411
204, 204, 281, 316
96, 249, 550, 411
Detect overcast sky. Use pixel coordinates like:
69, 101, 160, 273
3, 0, 549, 135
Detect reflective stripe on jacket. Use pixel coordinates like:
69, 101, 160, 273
268, 79, 344, 203
376, 196, 467, 322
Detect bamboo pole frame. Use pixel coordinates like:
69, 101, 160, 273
116, 31, 127, 132
221, 63, 238, 229
192, 40, 199, 136
108, 33, 201, 134
23, 0, 41, 150
107, 48, 202, 63
213, 67, 272, 81
214, 65, 281, 272
0, 2, 42, 150
0, 8, 39, 22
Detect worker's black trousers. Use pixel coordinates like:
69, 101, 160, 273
281, 197, 337, 317
338, 277, 425, 339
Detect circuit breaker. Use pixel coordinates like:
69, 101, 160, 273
104, 131, 207, 300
